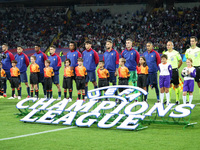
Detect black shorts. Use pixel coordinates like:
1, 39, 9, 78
98, 79, 109, 88
137, 74, 148, 88
44, 78, 52, 91
10, 77, 20, 88
76, 77, 85, 90
170, 68, 179, 85
30, 73, 39, 84
194, 66, 200, 82
118, 78, 128, 92
63, 77, 72, 89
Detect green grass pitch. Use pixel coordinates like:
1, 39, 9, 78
0, 62, 200, 150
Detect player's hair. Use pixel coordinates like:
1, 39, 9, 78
77, 57, 83, 62
50, 45, 56, 49
190, 36, 198, 42
35, 44, 41, 47
146, 42, 153, 46
161, 54, 168, 59
167, 41, 174, 47
138, 56, 147, 67
64, 58, 71, 65
187, 58, 193, 63
126, 38, 133, 42
106, 40, 113, 44
31, 55, 36, 60
99, 60, 105, 64
11, 60, 17, 64
45, 59, 51, 64
17, 46, 23, 49
84, 40, 92, 45
119, 58, 126, 64
2, 43, 8, 47
70, 41, 77, 50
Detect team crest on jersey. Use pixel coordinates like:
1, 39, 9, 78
39, 56, 41, 58
195, 53, 198, 57
21, 58, 23, 60
111, 53, 113, 55
171, 57, 174, 61
131, 53, 133, 55
90, 54, 92, 56
151, 55, 153, 57
73, 54, 75, 56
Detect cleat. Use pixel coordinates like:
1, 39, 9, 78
175, 101, 180, 105
14, 94, 17, 98
18, 96, 21, 100
135, 100, 138, 102
63, 98, 67, 100
186, 102, 189, 104
44, 95, 47, 99
117, 100, 121, 104
105, 98, 110, 101
68, 98, 72, 102
163, 101, 167, 105
84, 96, 87, 101
115, 99, 118, 103
27, 95, 30, 98
8, 97, 15, 99
57, 97, 61, 100
157, 100, 160, 103
3, 94, 7, 97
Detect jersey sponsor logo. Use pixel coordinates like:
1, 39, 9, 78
151, 55, 153, 57
90, 54, 92, 56
39, 56, 41, 58
21, 58, 23, 60
73, 54, 75, 56
131, 53, 133, 55
16, 86, 195, 131
111, 53, 113, 55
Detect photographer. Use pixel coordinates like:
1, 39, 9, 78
1, 43, 15, 97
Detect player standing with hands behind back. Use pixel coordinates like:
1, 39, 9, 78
48, 45, 62, 100
82, 40, 99, 99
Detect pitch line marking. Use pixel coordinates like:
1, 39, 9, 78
0, 126, 76, 141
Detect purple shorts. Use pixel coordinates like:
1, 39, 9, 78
159, 75, 170, 88
183, 80, 194, 92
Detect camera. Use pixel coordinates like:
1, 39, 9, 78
0, 53, 7, 61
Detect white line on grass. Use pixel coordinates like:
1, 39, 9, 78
0, 126, 76, 141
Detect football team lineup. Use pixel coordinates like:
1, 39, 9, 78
1, 37, 200, 106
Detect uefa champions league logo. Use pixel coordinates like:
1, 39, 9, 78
16, 86, 196, 130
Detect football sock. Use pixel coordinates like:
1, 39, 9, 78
189, 95, 193, 104
183, 96, 186, 104
58, 91, 61, 97
27, 87, 30, 96
160, 93, 164, 104
64, 90, 67, 98
31, 90, 34, 97
78, 93, 81, 99
50, 90, 52, 98
69, 89, 72, 98
85, 86, 88, 97
35, 90, 38, 98
166, 93, 170, 104
82, 93, 85, 100
12, 89, 15, 97
17, 88, 21, 96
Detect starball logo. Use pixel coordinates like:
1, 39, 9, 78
16, 86, 195, 130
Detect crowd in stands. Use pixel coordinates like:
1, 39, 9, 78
1, 6, 200, 54
0, 7, 68, 49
